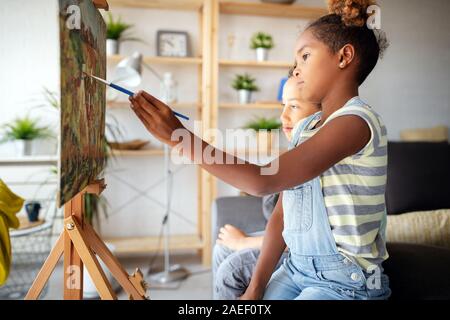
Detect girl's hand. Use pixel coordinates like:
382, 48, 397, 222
129, 90, 186, 147
216, 224, 248, 251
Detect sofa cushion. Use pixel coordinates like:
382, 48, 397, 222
386, 209, 450, 248
385, 142, 450, 214
261, 193, 279, 221
384, 242, 450, 300
400, 125, 448, 142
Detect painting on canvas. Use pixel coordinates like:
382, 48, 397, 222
58, 0, 106, 207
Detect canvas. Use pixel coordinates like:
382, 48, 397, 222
58, 0, 106, 207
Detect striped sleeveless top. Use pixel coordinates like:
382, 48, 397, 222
296, 96, 389, 271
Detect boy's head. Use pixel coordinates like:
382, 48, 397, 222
292, 0, 388, 103
281, 74, 320, 141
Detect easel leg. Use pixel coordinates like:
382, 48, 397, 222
83, 222, 146, 299
65, 216, 116, 300
24, 232, 64, 300
63, 196, 83, 299
26, 180, 147, 300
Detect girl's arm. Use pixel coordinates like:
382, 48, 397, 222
129, 91, 370, 196
240, 193, 285, 300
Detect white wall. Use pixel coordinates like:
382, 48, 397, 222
1, 0, 449, 238
362, 0, 450, 139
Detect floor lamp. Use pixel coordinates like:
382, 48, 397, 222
113, 52, 189, 284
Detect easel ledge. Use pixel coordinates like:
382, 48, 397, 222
93, 0, 109, 10
25, 179, 148, 300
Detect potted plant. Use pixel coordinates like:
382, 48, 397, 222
243, 116, 281, 152
250, 32, 274, 62
1, 116, 53, 157
105, 13, 141, 56
232, 74, 259, 104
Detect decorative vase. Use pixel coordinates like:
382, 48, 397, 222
25, 201, 41, 222
255, 47, 269, 62
238, 89, 252, 104
15, 139, 33, 157
31, 138, 58, 156
106, 39, 119, 56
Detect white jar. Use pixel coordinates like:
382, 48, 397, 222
160, 72, 178, 104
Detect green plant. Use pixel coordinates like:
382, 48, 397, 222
1, 116, 53, 142
243, 116, 281, 131
105, 12, 140, 42
232, 74, 259, 92
84, 193, 109, 228
250, 32, 274, 50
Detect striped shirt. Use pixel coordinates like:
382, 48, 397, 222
296, 96, 389, 271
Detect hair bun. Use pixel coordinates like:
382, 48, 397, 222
327, 0, 376, 27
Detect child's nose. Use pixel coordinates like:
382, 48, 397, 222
293, 67, 301, 79
280, 108, 290, 122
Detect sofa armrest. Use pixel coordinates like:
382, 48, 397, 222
211, 196, 267, 246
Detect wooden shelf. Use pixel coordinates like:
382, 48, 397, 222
0, 156, 58, 166
220, 102, 282, 110
107, 0, 204, 11
110, 149, 165, 156
219, 59, 292, 68
107, 55, 202, 65
105, 234, 203, 255
219, 1, 327, 19
107, 100, 200, 109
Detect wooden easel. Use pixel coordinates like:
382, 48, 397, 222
25, 179, 148, 300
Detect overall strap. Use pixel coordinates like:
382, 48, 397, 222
289, 112, 321, 150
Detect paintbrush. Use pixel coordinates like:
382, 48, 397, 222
83, 73, 190, 121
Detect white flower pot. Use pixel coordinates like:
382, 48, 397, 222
14, 139, 33, 157
31, 138, 58, 156
238, 89, 252, 104
106, 39, 119, 56
83, 242, 118, 298
256, 47, 269, 62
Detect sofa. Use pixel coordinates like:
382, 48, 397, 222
212, 142, 450, 300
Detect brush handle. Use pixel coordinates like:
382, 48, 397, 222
173, 111, 190, 121
109, 82, 135, 96
110, 82, 190, 121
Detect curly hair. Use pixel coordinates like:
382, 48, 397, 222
307, 0, 389, 85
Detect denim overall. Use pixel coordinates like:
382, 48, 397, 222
263, 113, 391, 300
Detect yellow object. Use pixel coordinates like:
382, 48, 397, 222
0, 179, 24, 285
400, 125, 448, 142
387, 209, 450, 248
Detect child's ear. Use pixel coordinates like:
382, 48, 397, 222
338, 44, 356, 69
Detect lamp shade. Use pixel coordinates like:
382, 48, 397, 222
113, 52, 143, 87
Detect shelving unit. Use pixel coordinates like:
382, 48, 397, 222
107, 100, 200, 109
106, 234, 203, 255
219, 1, 327, 19
108, 0, 204, 11
104, 0, 216, 265
107, 55, 203, 65
110, 149, 165, 156
219, 59, 292, 68
103, 0, 326, 265
220, 102, 282, 110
